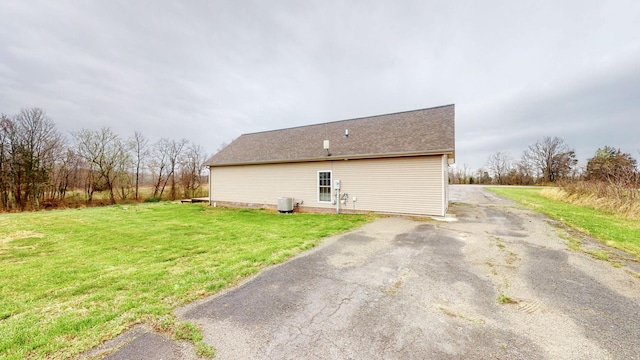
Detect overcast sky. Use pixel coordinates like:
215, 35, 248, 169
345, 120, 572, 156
1, 1, 639, 170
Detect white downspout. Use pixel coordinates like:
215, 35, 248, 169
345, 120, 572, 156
209, 167, 213, 206
443, 155, 448, 216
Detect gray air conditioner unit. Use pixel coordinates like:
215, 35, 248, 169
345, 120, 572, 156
278, 197, 294, 213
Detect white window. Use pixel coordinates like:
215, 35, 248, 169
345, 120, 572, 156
318, 171, 332, 202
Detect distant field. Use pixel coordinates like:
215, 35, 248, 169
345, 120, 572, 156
0, 203, 369, 359
487, 187, 640, 260
56, 184, 208, 204
0, 185, 210, 213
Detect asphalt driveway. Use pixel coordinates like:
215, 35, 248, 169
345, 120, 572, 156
97, 185, 640, 359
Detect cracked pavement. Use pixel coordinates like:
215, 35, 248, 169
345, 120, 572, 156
101, 185, 640, 359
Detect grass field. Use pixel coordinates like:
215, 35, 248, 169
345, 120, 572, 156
487, 187, 640, 260
0, 203, 369, 359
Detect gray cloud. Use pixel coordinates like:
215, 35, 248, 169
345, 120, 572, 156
1, 0, 639, 169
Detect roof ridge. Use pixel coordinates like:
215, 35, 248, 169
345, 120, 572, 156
242, 104, 454, 136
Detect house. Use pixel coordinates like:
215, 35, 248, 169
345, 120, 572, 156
203, 104, 455, 216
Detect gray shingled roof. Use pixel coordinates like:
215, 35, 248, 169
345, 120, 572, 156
204, 104, 455, 166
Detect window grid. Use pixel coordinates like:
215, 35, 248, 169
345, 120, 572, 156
318, 171, 332, 202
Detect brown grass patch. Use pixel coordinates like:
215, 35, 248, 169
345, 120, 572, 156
541, 184, 640, 220
0, 231, 46, 244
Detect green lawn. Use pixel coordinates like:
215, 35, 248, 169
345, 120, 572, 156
487, 187, 640, 259
0, 203, 369, 359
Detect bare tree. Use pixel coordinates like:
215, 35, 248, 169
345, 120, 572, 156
474, 167, 491, 184
1, 107, 214, 211
129, 131, 149, 200
523, 136, 577, 183
50, 149, 80, 201
149, 138, 188, 200
115, 141, 133, 200
179, 142, 207, 198
168, 138, 188, 200
448, 166, 460, 184
73, 127, 127, 204
0, 114, 11, 210
0, 109, 64, 210
486, 151, 513, 185
448, 163, 471, 184
511, 156, 535, 185
150, 138, 170, 199
461, 163, 471, 184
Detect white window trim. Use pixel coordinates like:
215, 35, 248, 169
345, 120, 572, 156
317, 170, 333, 203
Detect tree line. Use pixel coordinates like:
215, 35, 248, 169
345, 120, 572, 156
0, 107, 208, 211
450, 136, 638, 187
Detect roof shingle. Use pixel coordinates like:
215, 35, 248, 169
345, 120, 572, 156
204, 104, 455, 166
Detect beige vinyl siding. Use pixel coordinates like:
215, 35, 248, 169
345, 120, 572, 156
210, 155, 446, 216
210, 163, 318, 207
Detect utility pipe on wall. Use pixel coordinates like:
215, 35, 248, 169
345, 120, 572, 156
334, 179, 341, 214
